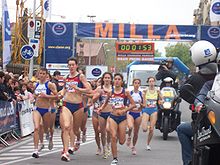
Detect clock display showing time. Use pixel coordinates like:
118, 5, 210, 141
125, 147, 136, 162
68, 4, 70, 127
116, 42, 154, 54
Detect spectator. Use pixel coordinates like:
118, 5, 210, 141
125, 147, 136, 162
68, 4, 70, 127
51, 70, 63, 92
0, 71, 8, 101
4, 74, 16, 101
31, 69, 38, 83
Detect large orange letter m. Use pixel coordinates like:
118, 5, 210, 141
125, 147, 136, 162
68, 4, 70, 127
95, 23, 113, 38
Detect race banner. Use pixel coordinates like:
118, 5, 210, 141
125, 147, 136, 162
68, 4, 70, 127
210, 0, 220, 22
0, 101, 16, 134
43, 0, 51, 19
201, 26, 220, 48
77, 23, 198, 40
45, 22, 73, 65
2, 0, 12, 70
19, 101, 34, 137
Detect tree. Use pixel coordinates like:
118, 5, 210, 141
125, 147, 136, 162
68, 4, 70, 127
155, 49, 162, 57
165, 42, 194, 69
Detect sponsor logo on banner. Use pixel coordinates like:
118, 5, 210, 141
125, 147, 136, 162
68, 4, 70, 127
52, 23, 67, 35
92, 68, 102, 77
0, 101, 16, 134
2, 0, 12, 69
207, 26, 220, 39
46, 63, 68, 69
86, 66, 108, 80
210, 0, 220, 22
212, 1, 220, 15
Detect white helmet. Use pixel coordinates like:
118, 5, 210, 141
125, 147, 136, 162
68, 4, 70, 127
163, 77, 173, 83
190, 40, 217, 66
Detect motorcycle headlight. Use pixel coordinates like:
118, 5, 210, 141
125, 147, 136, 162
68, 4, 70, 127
208, 111, 216, 125
163, 102, 172, 109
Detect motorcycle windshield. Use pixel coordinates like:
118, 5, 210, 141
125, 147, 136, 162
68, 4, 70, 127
211, 73, 220, 103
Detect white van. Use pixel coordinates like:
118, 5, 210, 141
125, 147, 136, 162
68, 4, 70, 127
127, 64, 160, 91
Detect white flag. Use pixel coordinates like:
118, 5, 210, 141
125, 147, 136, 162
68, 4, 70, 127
43, 0, 51, 19
2, 0, 11, 70
210, 0, 220, 22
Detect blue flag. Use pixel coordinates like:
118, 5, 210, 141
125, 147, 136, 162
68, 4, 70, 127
2, 0, 11, 70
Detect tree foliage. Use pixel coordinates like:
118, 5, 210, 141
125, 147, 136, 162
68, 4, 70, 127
165, 42, 194, 69
155, 49, 162, 57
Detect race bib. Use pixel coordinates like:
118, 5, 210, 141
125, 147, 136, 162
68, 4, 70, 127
146, 100, 157, 108
66, 81, 78, 92
110, 97, 125, 109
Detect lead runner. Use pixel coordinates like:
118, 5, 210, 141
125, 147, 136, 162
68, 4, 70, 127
58, 57, 91, 161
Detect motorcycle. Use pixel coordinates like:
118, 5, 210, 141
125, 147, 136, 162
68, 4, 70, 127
180, 75, 220, 165
157, 86, 181, 140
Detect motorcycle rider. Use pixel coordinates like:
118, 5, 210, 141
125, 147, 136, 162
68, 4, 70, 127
177, 40, 218, 165
156, 58, 180, 129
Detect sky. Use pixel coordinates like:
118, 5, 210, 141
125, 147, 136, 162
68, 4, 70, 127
1, 0, 201, 54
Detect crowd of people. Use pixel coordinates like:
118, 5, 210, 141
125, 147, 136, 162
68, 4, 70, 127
1, 40, 219, 165
0, 56, 180, 165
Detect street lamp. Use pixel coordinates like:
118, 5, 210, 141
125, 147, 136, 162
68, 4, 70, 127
87, 15, 96, 22
51, 14, 66, 19
103, 43, 109, 65
87, 15, 96, 65
104, 49, 110, 65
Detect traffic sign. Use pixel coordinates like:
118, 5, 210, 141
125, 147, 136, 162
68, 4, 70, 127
20, 45, 34, 60
27, 19, 42, 39
29, 38, 39, 57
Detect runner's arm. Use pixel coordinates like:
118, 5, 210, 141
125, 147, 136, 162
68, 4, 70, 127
123, 90, 136, 113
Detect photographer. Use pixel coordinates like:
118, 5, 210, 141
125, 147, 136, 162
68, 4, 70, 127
156, 57, 177, 89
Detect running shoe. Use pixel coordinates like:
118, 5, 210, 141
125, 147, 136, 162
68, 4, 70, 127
32, 151, 39, 158
82, 134, 86, 143
111, 158, 118, 165
48, 139, 53, 150
107, 144, 111, 155
126, 137, 131, 147
126, 127, 129, 134
61, 151, 70, 162
74, 141, 80, 151
146, 145, 151, 151
103, 148, 108, 159
96, 147, 102, 155
38, 143, 45, 152
46, 132, 50, 140
131, 146, 137, 155
68, 147, 75, 155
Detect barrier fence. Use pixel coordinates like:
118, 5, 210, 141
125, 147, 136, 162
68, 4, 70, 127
0, 100, 34, 147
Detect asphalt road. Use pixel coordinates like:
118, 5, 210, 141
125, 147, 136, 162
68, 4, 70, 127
0, 101, 191, 165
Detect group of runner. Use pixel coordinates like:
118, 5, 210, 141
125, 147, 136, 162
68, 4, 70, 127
31, 57, 162, 165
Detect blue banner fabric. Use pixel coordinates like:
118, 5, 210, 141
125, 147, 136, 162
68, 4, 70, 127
0, 101, 16, 134
45, 22, 73, 64
77, 23, 198, 40
201, 26, 220, 48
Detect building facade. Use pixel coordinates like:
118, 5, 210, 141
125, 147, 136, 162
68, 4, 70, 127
193, 0, 220, 25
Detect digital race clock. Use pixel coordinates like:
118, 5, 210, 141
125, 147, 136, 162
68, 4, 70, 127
116, 42, 154, 53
